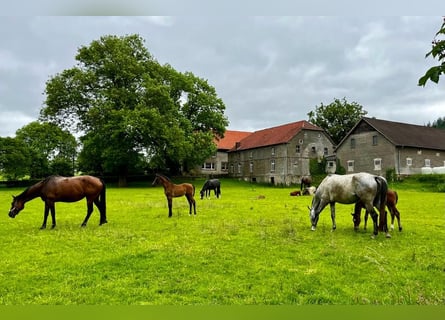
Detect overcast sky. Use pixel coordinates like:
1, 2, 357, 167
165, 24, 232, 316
1, 16, 444, 137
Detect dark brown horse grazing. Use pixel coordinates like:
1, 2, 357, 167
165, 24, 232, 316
300, 176, 312, 191
152, 174, 196, 217
353, 189, 402, 231
8, 175, 107, 229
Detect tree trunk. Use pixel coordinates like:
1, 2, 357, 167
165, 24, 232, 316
118, 174, 127, 188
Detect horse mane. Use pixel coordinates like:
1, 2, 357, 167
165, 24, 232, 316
156, 173, 171, 181
15, 177, 52, 200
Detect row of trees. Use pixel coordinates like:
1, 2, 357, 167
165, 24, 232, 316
1, 34, 229, 186
1, 18, 444, 184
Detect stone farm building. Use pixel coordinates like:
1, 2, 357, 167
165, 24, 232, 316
335, 117, 445, 176
227, 120, 335, 185
200, 130, 251, 176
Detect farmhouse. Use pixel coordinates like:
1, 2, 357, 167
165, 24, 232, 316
227, 120, 335, 185
335, 117, 445, 176
200, 130, 252, 176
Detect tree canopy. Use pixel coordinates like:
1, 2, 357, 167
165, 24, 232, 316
418, 17, 445, 86
0, 122, 77, 180
40, 34, 228, 186
307, 97, 368, 145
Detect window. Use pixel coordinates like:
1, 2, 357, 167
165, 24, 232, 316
230, 164, 234, 173
296, 145, 301, 153
311, 146, 316, 153
323, 147, 328, 156
249, 151, 253, 159
271, 147, 275, 156
350, 138, 356, 149
374, 158, 382, 171
249, 162, 253, 173
347, 160, 354, 172
425, 159, 431, 167
271, 159, 275, 172
237, 163, 242, 174
221, 162, 228, 171
372, 135, 378, 146
406, 158, 412, 167
202, 162, 215, 170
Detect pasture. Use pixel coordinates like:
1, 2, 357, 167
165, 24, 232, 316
0, 178, 443, 305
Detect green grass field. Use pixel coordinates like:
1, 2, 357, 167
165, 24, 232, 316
0, 178, 443, 305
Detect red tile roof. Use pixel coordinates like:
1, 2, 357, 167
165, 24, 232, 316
229, 120, 324, 151
216, 130, 252, 150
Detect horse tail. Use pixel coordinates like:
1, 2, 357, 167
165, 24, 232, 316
193, 184, 195, 197
99, 178, 107, 223
374, 176, 388, 208
394, 190, 398, 205
374, 176, 388, 232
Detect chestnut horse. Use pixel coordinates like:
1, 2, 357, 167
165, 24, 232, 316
152, 174, 196, 217
8, 175, 107, 229
352, 189, 402, 231
309, 172, 390, 238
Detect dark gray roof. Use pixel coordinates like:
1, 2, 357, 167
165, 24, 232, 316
362, 117, 445, 151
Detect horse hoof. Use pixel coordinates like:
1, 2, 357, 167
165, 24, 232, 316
371, 234, 376, 239
311, 226, 316, 231
386, 233, 392, 238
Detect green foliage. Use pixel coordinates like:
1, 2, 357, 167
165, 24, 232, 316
418, 18, 445, 86
394, 174, 445, 193
41, 34, 228, 183
0, 137, 31, 179
427, 116, 445, 129
15, 121, 77, 178
1, 179, 443, 304
307, 97, 367, 145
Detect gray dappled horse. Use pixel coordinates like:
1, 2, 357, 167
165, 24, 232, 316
309, 172, 390, 238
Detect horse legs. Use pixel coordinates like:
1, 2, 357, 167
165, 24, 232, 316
364, 211, 369, 230
81, 201, 94, 227
94, 198, 107, 225
367, 208, 379, 238
329, 203, 336, 230
389, 206, 402, 231
41, 202, 56, 229
167, 197, 173, 217
186, 195, 197, 215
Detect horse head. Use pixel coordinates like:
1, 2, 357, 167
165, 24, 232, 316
9, 195, 24, 218
351, 212, 361, 230
308, 198, 320, 231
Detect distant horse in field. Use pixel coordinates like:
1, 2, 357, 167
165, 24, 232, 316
152, 173, 196, 217
8, 175, 107, 229
300, 176, 312, 191
308, 172, 390, 238
353, 189, 402, 231
200, 179, 221, 199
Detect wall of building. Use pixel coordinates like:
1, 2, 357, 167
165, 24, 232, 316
228, 129, 334, 185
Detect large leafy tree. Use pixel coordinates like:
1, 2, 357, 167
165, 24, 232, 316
41, 34, 228, 186
0, 137, 32, 180
307, 97, 368, 145
15, 121, 77, 178
418, 17, 445, 86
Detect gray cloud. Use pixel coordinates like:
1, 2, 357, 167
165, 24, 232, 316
0, 16, 444, 137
